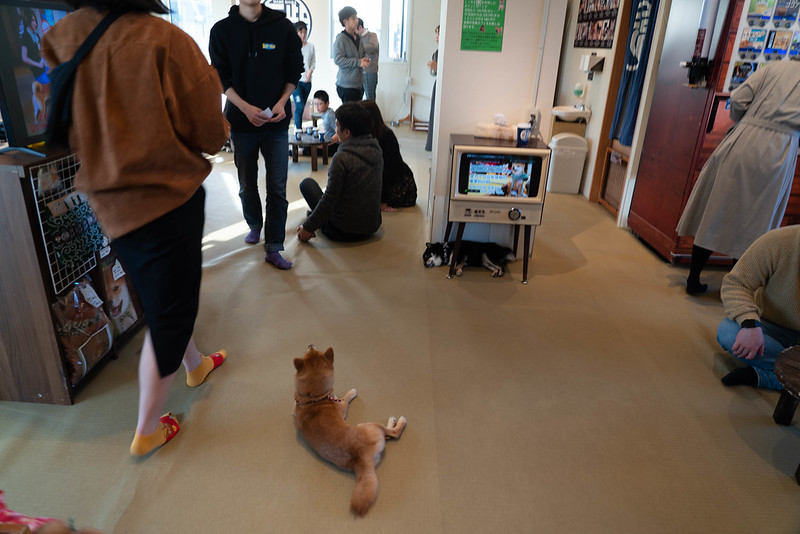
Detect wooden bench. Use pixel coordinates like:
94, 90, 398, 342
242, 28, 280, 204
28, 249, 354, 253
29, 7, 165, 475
772, 345, 800, 484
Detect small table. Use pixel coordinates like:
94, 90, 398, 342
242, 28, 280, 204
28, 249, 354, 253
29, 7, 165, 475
289, 134, 329, 172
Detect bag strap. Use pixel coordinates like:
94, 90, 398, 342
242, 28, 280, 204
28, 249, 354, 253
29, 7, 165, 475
66, 10, 123, 66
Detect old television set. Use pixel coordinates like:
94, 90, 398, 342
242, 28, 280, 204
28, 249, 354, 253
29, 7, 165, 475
449, 135, 551, 225
0, 0, 72, 148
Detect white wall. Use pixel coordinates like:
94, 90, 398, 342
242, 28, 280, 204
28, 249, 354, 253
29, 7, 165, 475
428, 0, 566, 244
553, 0, 624, 198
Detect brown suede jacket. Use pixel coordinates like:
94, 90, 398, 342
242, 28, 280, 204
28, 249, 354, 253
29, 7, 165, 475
41, 8, 229, 239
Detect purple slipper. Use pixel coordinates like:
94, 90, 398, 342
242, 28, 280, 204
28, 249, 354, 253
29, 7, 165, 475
265, 251, 292, 270
244, 229, 260, 244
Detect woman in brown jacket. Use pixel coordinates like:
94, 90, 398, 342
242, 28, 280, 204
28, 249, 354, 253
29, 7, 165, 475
42, 0, 230, 456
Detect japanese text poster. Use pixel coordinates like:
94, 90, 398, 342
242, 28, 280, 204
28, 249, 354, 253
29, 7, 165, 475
461, 0, 506, 52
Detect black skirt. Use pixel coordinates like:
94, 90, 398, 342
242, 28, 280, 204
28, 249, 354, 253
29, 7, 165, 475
112, 187, 205, 377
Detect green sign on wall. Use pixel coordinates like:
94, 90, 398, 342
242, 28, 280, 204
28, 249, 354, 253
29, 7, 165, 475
461, 0, 507, 52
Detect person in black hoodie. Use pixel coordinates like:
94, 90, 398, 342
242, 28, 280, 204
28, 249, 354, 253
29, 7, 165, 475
210, 0, 303, 270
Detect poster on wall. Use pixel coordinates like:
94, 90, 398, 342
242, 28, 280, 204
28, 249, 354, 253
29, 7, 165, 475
574, 0, 619, 49
460, 0, 506, 52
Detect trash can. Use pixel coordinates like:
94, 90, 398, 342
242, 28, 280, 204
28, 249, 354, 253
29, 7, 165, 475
547, 133, 588, 194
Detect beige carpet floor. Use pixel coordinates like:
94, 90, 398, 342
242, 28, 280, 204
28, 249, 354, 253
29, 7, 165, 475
1, 128, 799, 533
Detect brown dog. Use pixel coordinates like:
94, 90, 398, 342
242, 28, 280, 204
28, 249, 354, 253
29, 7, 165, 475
293, 345, 406, 516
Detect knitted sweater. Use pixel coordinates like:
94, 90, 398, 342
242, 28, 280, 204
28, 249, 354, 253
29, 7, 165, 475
721, 225, 800, 330
41, 9, 229, 239
303, 135, 382, 235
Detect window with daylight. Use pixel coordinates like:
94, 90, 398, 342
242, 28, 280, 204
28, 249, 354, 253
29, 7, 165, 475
165, 0, 214, 60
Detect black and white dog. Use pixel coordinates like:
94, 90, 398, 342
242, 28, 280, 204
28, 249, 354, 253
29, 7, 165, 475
422, 241, 515, 278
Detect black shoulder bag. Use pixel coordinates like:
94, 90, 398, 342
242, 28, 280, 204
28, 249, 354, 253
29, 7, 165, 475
45, 11, 122, 148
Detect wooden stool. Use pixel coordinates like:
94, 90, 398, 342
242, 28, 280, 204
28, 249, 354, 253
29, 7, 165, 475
772, 345, 800, 484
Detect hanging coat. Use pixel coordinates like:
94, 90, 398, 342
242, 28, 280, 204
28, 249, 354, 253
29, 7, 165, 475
676, 60, 800, 259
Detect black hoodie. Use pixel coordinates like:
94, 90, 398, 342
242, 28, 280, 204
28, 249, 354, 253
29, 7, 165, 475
209, 5, 303, 133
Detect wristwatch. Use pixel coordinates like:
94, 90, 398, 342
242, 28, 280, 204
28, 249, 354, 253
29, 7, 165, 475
741, 319, 762, 329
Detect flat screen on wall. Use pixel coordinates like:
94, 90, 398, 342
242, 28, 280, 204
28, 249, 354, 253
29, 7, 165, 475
0, 0, 71, 147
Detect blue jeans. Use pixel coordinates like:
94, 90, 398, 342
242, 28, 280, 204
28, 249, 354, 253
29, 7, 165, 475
231, 129, 289, 252
363, 72, 378, 101
717, 318, 800, 390
291, 81, 312, 130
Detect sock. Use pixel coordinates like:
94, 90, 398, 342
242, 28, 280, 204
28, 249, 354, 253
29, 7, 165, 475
130, 413, 179, 456
686, 245, 713, 294
186, 350, 227, 387
721, 367, 758, 387
685, 279, 708, 295
265, 251, 293, 270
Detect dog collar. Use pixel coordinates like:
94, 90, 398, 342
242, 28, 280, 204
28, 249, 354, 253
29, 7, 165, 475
294, 393, 341, 407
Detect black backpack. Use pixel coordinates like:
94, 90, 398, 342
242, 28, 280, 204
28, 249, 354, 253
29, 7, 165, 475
45, 11, 122, 148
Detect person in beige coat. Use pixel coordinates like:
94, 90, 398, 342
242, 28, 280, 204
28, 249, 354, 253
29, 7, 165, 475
676, 60, 800, 294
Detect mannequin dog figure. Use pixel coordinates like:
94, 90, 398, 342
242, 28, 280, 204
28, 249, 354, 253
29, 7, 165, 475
423, 240, 515, 277
293, 345, 406, 516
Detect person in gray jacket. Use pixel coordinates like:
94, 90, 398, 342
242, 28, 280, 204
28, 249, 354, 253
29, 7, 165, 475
297, 103, 382, 242
333, 6, 369, 103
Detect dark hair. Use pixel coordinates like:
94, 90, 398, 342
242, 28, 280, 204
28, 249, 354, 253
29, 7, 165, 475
65, 0, 169, 14
22, 8, 36, 26
338, 6, 357, 26
359, 100, 388, 139
313, 90, 329, 103
357, 18, 364, 29
294, 21, 307, 32
335, 103, 372, 137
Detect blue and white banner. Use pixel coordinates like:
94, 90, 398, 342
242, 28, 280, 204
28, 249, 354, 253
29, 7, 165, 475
610, 0, 660, 146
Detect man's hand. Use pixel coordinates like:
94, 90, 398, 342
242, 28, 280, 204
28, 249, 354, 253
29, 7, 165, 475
732, 326, 765, 360
242, 102, 269, 127
297, 225, 316, 242
266, 101, 287, 122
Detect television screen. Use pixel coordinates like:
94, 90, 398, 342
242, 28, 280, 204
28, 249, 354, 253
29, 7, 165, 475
0, 0, 71, 147
456, 152, 544, 199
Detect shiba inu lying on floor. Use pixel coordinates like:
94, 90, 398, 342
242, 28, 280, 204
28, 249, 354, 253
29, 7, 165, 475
293, 345, 406, 516
422, 240, 515, 277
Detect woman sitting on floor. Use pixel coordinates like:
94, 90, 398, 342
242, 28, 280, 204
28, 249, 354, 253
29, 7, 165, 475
359, 100, 417, 211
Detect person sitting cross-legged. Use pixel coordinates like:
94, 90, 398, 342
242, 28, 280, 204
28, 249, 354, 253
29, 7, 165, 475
297, 103, 382, 243
717, 225, 800, 390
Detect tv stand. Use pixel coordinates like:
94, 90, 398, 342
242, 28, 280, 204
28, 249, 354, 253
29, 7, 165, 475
444, 221, 534, 284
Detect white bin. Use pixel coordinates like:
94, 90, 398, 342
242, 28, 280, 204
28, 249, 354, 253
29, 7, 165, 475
547, 133, 588, 194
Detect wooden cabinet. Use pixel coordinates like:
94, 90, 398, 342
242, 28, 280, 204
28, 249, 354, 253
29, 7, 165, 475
628, 0, 800, 262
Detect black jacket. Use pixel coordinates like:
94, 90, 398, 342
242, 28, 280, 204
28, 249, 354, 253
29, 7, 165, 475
304, 135, 383, 235
209, 5, 303, 133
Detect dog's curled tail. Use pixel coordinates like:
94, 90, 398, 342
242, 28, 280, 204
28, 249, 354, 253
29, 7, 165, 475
351, 460, 378, 516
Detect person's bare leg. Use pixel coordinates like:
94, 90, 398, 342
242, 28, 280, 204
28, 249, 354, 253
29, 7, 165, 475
130, 331, 179, 455
184, 336, 227, 387
182, 337, 203, 374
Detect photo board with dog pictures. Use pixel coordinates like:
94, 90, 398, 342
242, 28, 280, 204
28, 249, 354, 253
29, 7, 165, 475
574, 0, 619, 49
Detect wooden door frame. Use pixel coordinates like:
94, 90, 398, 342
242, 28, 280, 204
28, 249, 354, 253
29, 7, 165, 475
588, 0, 632, 204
